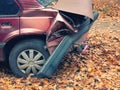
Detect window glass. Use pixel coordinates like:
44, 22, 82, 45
37, 0, 56, 7
0, 0, 19, 15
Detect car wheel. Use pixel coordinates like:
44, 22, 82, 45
9, 39, 49, 78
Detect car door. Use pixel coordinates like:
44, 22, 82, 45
0, 0, 20, 60
0, 0, 20, 43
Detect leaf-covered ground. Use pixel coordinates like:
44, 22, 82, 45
0, 1, 120, 90
93, 0, 120, 18
0, 17, 120, 90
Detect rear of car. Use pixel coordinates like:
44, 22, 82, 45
0, 0, 98, 78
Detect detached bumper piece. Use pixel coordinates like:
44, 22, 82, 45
38, 12, 99, 78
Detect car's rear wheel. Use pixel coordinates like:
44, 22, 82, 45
9, 39, 49, 78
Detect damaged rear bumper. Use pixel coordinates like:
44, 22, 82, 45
38, 12, 99, 78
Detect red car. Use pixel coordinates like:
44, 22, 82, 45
0, 0, 98, 78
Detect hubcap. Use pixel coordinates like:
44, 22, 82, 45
17, 49, 46, 76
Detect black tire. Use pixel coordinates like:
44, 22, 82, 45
9, 39, 49, 78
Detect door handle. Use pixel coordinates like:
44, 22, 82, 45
1, 22, 12, 29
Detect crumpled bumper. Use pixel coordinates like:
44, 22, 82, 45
38, 12, 99, 78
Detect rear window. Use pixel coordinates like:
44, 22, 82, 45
37, 0, 56, 7
0, 0, 19, 15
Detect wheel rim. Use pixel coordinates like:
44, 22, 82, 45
17, 49, 46, 76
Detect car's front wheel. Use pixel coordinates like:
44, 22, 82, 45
9, 39, 49, 78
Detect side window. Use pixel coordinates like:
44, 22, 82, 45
0, 0, 19, 15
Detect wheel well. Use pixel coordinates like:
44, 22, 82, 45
3, 34, 46, 62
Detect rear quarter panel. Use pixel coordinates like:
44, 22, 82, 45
20, 9, 56, 34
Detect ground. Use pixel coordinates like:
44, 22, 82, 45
0, 1, 120, 90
